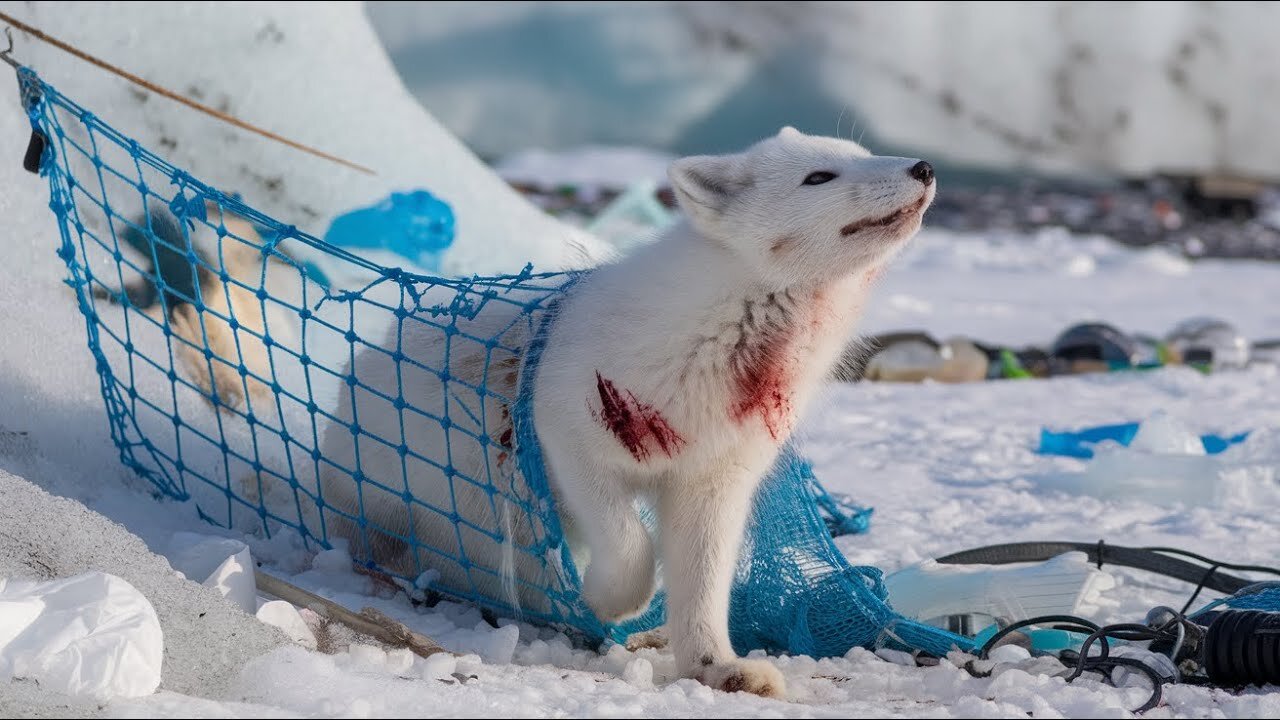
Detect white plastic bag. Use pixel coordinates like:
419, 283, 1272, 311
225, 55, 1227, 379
0, 571, 163, 700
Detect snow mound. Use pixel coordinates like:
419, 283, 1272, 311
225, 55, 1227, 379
254, 602, 317, 652
5, 2, 605, 276
0, 571, 163, 701
1126, 411, 1207, 456
167, 534, 256, 615
168, 533, 316, 650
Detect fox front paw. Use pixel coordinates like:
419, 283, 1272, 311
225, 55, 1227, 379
698, 658, 785, 699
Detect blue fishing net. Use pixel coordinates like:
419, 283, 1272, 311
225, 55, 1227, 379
15, 66, 969, 658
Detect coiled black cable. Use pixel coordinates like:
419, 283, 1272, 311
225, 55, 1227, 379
941, 543, 1280, 713
978, 613, 1195, 713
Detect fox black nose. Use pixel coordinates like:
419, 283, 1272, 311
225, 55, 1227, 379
909, 160, 934, 185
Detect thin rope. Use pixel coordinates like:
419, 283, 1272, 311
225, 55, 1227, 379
0, 10, 376, 176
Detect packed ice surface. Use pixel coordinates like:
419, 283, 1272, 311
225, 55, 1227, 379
3, 2, 1280, 717
370, 1, 1280, 180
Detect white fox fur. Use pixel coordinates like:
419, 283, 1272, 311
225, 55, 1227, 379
319, 127, 934, 698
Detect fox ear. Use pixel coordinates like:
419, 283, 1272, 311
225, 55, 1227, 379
778, 126, 804, 140
667, 153, 752, 218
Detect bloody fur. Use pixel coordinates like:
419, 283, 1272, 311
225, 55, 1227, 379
593, 372, 686, 461
729, 322, 795, 440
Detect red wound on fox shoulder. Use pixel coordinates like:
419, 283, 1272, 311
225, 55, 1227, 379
593, 372, 685, 461
730, 323, 794, 440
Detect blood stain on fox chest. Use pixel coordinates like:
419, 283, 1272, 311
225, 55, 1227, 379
729, 322, 795, 441
592, 372, 686, 461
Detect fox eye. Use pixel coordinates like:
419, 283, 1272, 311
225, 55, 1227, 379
802, 171, 837, 186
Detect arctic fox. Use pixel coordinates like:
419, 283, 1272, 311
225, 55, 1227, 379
319, 127, 935, 698
97, 204, 290, 413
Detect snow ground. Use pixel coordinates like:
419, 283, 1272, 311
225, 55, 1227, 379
2, 2, 1279, 718
5, 212, 1280, 719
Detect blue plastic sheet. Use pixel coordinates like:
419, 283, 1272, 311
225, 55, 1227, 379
324, 190, 455, 272
1038, 422, 1250, 459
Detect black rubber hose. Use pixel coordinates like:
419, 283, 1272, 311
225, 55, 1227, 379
1204, 610, 1280, 686
935, 542, 1254, 595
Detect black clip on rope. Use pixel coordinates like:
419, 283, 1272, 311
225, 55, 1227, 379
22, 127, 45, 174
3, 26, 47, 174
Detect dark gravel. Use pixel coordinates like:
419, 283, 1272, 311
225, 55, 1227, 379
510, 176, 1280, 261
923, 177, 1280, 261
